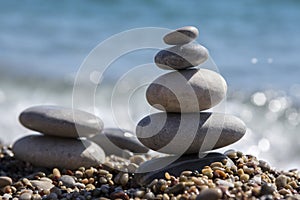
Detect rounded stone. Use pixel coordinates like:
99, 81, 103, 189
89, 128, 149, 157
146, 69, 227, 112
30, 180, 54, 191
135, 153, 228, 185
0, 176, 12, 187
19, 105, 104, 138
59, 175, 76, 188
154, 43, 209, 70
196, 188, 222, 200
136, 112, 246, 154
19, 193, 32, 200
163, 26, 199, 45
12, 135, 105, 169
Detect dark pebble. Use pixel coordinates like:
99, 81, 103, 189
135, 152, 228, 185
89, 128, 149, 157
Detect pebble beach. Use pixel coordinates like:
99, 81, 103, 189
1, 145, 300, 200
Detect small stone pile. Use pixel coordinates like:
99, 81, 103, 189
13, 105, 106, 169
136, 26, 247, 184
12, 105, 149, 170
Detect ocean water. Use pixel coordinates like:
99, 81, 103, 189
1, 0, 300, 169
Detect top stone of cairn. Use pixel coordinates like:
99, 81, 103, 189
163, 26, 199, 45
19, 105, 104, 138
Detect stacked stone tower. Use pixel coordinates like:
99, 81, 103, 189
135, 26, 246, 183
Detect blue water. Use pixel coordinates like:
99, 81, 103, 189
1, 0, 300, 169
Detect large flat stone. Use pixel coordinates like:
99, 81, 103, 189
135, 153, 228, 185
136, 112, 246, 154
12, 135, 105, 169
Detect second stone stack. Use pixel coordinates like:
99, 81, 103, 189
136, 26, 246, 155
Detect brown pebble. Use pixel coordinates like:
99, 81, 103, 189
165, 183, 185, 195
214, 170, 227, 179
252, 186, 261, 197
3, 185, 12, 193
191, 177, 204, 186
202, 168, 213, 179
110, 191, 130, 200
165, 172, 171, 180
210, 162, 223, 168
81, 178, 89, 185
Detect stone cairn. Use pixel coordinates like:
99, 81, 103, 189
136, 26, 247, 185
12, 105, 149, 170
13, 106, 106, 170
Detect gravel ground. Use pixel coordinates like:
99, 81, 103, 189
1, 145, 300, 200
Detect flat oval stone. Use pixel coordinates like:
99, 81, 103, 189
136, 112, 246, 154
89, 128, 149, 157
12, 135, 105, 169
19, 105, 103, 138
135, 153, 228, 185
146, 69, 227, 112
163, 26, 199, 45
154, 43, 209, 70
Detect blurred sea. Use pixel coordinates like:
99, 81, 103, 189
1, 0, 300, 169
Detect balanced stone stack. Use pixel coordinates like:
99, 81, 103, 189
12, 105, 106, 169
136, 26, 246, 184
